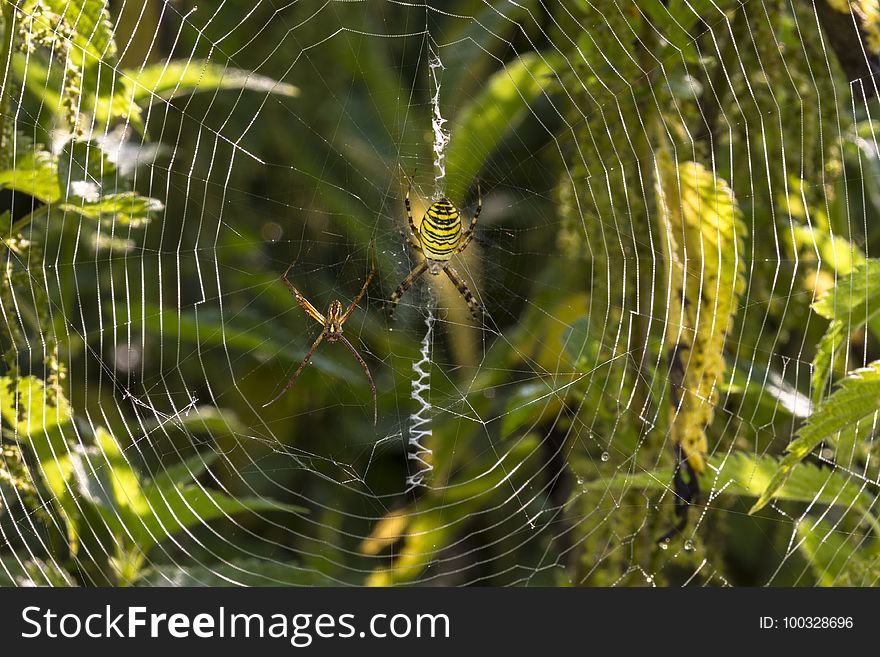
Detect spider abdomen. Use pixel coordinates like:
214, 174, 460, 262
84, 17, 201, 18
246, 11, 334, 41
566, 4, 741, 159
418, 198, 461, 261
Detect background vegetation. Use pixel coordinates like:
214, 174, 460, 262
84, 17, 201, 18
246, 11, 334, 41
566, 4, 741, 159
1, 0, 880, 586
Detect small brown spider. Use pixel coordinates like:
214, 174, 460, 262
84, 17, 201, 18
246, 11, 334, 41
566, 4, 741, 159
263, 262, 377, 424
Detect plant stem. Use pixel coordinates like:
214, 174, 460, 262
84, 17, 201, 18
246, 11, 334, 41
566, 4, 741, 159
0, 1, 18, 155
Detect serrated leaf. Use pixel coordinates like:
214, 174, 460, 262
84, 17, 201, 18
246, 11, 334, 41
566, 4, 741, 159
811, 319, 846, 405
0, 150, 61, 203
812, 259, 880, 338
751, 361, 880, 514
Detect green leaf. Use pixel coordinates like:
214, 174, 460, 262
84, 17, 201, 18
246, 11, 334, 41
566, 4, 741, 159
364, 437, 541, 585
0, 143, 159, 225
796, 517, 879, 586
500, 381, 564, 439
40, 0, 117, 62
0, 375, 72, 438
59, 191, 163, 224
641, 0, 716, 63
750, 361, 880, 514
136, 558, 328, 587
725, 359, 813, 418
127, 484, 307, 552
0, 557, 76, 587
812, 259, 880, 339
811, 319, 846, 405
142, 405, 245, 443
59, 427, 307, 553
444, 53, 558, 202
578, 452, 874, 513
57, 139, 117, 201
148, 450, 221, 489
442, 0, 540, 110
120, 303, 360, 380
93, 426, 150, 516
580, 451, 875, 514
0, 150, 61, 203
127, 59, 299, 105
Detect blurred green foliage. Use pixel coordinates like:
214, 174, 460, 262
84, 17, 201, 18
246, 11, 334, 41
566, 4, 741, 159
1, 0, 880, 587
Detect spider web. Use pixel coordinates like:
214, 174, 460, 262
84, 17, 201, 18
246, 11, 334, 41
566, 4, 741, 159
1, 0, 879, 587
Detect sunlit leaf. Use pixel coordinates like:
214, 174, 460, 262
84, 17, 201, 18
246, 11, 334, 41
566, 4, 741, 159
811, 319, 846, 405
60, 191, 163, 223
812, 259, 880, 339
751, 361, 880, 513
39, 0, 117, 62
444, 52, 559, 202
654, 155, 746, 476
360, 509, 409, 556
127, 59, 299, 105
365, 511, 448, 586
0, 150, 60, 203
0, 375, 72, 437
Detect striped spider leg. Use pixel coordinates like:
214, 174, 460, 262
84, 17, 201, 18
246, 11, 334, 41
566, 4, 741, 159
264, 262, 377, 425
386, 179, 483, 320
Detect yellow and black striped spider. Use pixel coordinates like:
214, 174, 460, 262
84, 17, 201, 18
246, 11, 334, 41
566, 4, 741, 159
385, 180, 484, 320
263, 263, 377, 424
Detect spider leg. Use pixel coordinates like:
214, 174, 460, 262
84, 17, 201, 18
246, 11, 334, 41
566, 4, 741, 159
456, 179, 481, 254
443, 265, 484, 320
281, 265, 325, 324
384, 260, 429, 319
341, 262, 375, 323
404, 179, 419, 241
340, 335, 377, 425
262, 332, 325, 408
